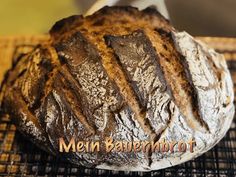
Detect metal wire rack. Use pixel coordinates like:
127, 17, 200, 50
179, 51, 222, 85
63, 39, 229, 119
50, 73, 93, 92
0, 36, 235, 177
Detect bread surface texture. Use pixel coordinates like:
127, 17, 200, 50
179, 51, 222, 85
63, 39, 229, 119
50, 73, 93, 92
0, 6, 234, 171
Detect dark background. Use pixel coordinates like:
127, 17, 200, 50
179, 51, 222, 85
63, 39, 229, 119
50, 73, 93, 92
166, 0, 236, 37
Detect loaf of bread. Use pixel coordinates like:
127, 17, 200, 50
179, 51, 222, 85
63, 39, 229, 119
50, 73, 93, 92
0, 6, 234, 171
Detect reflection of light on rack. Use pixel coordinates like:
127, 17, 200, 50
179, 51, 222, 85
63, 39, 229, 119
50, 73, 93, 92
85, 0, 169, 19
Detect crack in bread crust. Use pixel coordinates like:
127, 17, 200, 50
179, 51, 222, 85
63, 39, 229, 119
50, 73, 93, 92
104, 30, 173, 139
171, 31, 225, 133
145, 28, 210, 132
53, 31, 124, 135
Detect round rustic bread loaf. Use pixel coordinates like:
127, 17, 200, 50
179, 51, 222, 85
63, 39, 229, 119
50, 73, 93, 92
0, 6, 234, 171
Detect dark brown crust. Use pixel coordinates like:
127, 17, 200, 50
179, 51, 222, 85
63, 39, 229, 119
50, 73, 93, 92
2, 89, 55, 154
50, 6, 172, 42
104, 30, 174, 138
53, 31, 124, 135
104, 30, 170, 106
142, 7, 171, 24
53, 69, 96, 136
0, 6, 225, 170
0, 5, 188, 148
41, 91, 98, 167
49, 15, 84, 39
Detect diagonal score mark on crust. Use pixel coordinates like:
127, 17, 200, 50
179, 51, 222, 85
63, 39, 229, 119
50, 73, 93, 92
98, 41, 157, 140
27, 45, 96, 137
1, 44, 96, 149
52, 31, 123, 135
58, 66, 96, 136
64, 30, 159, 140
47, 45, 97, 136
171, 31, 225, 132
48, 5, 176, 141
104, 30, 174, 140
146, 28, 210, 132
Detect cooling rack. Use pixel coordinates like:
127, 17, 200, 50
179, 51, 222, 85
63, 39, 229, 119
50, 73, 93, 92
0, 35, 235, 177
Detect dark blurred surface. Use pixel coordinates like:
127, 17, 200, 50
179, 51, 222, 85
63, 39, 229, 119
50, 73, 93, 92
166, 0, 236, 37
